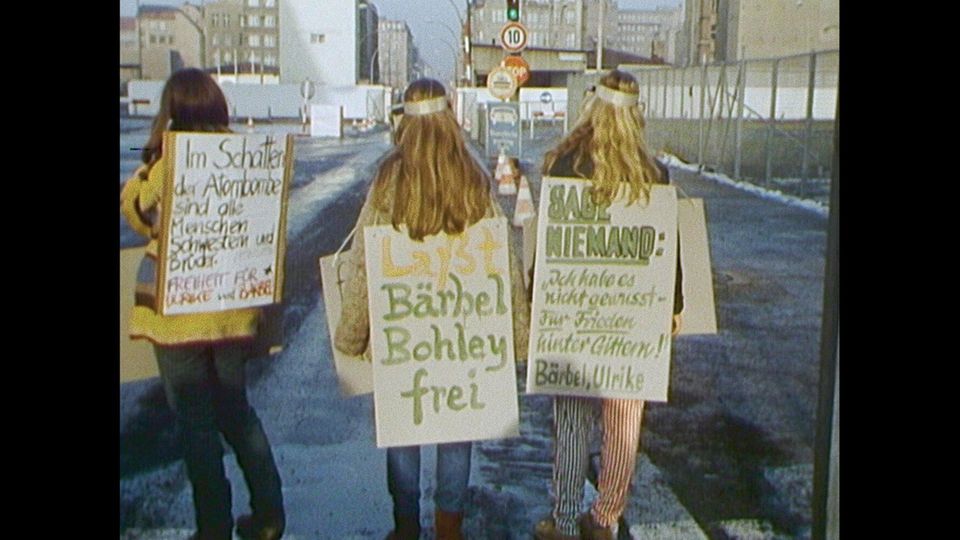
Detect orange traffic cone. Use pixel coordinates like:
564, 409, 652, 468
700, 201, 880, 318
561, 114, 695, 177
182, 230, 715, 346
495, 150, 517, 195
513, 175, 536, 227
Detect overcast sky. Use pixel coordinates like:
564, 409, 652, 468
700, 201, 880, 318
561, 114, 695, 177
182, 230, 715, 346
119, 0, 683, 83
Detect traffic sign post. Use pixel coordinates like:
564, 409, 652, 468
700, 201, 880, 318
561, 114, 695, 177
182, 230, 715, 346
487, 66, 518, 101
502, 55, 530, 87
486, 101, 522, 160
500, 22, 528, 53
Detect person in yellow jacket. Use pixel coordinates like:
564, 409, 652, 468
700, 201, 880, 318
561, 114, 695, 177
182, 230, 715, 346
120, 68, 284, 540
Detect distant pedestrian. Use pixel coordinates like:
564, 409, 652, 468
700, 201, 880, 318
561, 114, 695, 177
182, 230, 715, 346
532, 69, 684, 540
333, 78, 530, 540
120, 68, 285, 540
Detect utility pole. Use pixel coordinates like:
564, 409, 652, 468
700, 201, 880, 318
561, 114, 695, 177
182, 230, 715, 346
464, 0, 473, 86
596, 0, 604, 71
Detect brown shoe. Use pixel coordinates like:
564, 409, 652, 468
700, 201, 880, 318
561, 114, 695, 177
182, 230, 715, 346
435, 509, 464, 540
534, 517, 579, 540
236, 513, 285, 540
578, 513, 614, 540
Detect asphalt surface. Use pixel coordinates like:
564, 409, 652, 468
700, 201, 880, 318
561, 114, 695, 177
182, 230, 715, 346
119, 119, 829, 540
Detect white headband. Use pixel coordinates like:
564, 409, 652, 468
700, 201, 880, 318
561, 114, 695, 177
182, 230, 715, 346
594, 84, 639, 108
403, 96, 448, 116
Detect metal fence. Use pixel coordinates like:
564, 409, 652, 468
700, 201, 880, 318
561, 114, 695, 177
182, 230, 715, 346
569, 50, 839, 205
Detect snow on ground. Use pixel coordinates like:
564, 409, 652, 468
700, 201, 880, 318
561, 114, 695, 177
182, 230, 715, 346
658, 153, 830, 220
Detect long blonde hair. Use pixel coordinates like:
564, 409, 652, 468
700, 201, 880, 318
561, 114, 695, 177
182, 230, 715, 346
542, 69, 660, 205
372, 78, 490, 240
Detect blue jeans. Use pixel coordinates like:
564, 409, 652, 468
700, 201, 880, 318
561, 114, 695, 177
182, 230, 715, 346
387, 441, 472, 520
155, 341, 284, 539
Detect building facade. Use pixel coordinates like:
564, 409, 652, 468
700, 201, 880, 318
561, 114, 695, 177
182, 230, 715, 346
279, 0, 358, 86
138, 5, 204, 80
120, 16, 140, 90
203, 0, 280, 77
358, 0, 380, 84
680, 0, 840, 66
469, 0, 616, 52
615, 6, 683, 64
378, 19, 415, 91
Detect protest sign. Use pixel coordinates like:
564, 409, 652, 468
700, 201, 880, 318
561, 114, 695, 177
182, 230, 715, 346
120, 247, 159, 382
365, 217, 520, 448
319, 252, 374, 396
677, 198, 718, 335
157, 132, 292, 315
526, 178, 677, 401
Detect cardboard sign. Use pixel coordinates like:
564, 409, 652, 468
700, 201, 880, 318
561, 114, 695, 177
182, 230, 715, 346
319, 252, 374, 396
677, 199, 718, 335
157, 132, 292, 315
526, 178, 678, 401
365, 217, 520, 448
310, 104, 344, 138
120, 247, 159, 382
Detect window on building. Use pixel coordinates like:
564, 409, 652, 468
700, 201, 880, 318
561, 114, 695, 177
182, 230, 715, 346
169, 35, 174, 45
224, 51, 233, 62
249, 34, 260, 47
249, 15, 260, 27
264, 34, 276, 48
265, 0, 275, 6
264, 53, 277, 66
150, 35, 157, 44
212, 34, 220, 46
240, 15, 246, 27
248, 0, 259, 7
224, 35, 233, 46
264, 15, 275, 27
251, 52, 261, 64
311, 33, 325, 43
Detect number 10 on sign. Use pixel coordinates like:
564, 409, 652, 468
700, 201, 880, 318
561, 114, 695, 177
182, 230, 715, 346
500, 22, 528, 53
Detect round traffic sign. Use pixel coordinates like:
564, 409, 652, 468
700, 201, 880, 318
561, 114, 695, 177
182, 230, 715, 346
499, 22, 528, 53
487, 66, 518, 100
502, 55, 530, 86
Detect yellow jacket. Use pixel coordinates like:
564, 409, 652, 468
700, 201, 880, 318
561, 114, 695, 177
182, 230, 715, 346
120, 156, 260, 346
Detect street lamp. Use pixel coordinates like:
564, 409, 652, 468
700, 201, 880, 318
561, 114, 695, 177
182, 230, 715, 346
370, 47, 380, 84
440, 0, 472, 87
428, 19, 463, 84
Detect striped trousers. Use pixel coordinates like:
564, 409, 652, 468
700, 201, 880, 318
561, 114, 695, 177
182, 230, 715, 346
551, 395, 645, 534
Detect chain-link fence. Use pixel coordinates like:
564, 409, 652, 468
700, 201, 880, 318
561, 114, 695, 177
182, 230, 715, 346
568, 50, 838, 206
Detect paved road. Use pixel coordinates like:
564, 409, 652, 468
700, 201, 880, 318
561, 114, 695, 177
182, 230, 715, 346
120, 122, 828, 540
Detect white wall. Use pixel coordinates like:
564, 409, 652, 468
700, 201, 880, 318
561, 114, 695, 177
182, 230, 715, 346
126, 80, 384, 120
280, 0, 357, 87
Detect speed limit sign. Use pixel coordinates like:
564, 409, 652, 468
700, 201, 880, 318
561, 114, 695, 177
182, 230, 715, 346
500, 22, 528, 53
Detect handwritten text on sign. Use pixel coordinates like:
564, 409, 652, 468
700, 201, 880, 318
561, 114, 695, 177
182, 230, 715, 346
526, 178, 677, 401
158, 132, 292, 315
365, 218, 520, 448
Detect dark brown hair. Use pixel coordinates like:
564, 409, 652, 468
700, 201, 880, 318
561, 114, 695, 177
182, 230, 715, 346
140, 68, 230, 170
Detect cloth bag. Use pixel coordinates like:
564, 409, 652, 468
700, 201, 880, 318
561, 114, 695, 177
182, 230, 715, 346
318, 225, 373, 397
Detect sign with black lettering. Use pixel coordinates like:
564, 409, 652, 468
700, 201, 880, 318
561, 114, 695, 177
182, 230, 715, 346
157, 132, 293, 315
364, 217, 520, 448
526, 178, 678, 401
